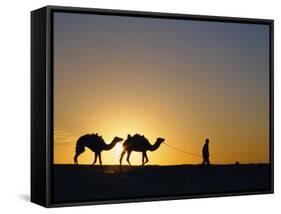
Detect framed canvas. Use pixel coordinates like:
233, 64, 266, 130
31, 5, 274, 207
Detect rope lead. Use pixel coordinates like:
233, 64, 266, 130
163, 142, 201, 158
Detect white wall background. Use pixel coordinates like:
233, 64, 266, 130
0, 0, 279, 212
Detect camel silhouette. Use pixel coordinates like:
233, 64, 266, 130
74, 133, 123, 165
119, 134, 165, 166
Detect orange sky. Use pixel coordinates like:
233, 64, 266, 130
53, 12, 270, 165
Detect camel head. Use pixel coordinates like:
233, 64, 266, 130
147, 137, 165, 152
113, 136, 123, 144
156, 137, 165, 144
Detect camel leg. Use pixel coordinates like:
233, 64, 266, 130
74, 150, 84, 164
142, 152, 145, 166
126, 150, 132, 165
120, 150, 126, 165
92, 153, 97, 165
144, 152, 149, 165
74, 145, 85, 165
74, 153, 80, 164
98, 153, 102, 166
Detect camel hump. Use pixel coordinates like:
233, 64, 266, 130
77, 133, 105, 145
77, 134, 90, 142
90, 134, 105, 143
131, 134, 150, 144
132, 134, 147, 140
132, 133, 142, 138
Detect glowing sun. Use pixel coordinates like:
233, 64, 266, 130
113, 143, 123, 159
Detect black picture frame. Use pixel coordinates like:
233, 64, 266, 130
31, 5, 274, 207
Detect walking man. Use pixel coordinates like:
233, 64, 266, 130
202, 138, 210, 165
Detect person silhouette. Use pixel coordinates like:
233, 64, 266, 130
202, 138, 210, 165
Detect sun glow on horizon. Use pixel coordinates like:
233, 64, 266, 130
114, 143, 123, 160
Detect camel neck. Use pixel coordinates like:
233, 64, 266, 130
149, 141, 162, 151
104, 140, 117, 151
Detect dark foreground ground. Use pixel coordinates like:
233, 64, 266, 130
52, 164, 271, 203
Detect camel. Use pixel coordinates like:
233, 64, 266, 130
119, 134, 165, 166
74, 133, 123, 165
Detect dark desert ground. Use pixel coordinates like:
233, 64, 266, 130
52, 164, 271, 203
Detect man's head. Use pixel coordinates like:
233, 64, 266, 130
206, 138, 209, 144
